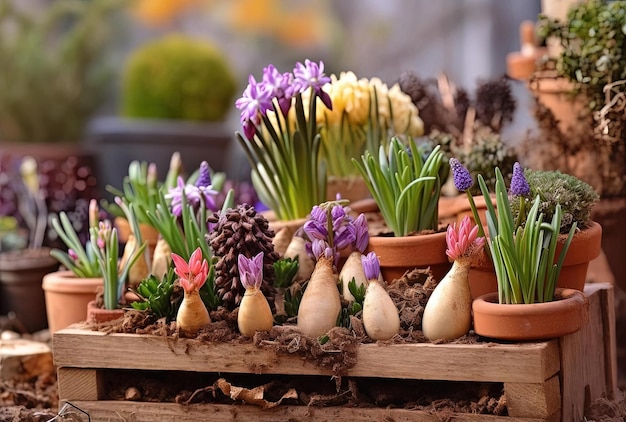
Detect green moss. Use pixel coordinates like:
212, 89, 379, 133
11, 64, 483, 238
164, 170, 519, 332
122, 34, 236, 122
511, 169, 599, 233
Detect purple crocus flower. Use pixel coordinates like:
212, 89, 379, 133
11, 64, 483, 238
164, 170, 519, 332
449, 158, 473, 192
510, 162, 531, 197
361, 252, 381, 281
331, 204, 348, 232
235, 74, 273, 139
291, 59, 332, 110
238, 252, 264, 290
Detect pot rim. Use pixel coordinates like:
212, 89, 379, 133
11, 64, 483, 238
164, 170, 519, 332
472, 288, 587, 316
42, 270, 103, 293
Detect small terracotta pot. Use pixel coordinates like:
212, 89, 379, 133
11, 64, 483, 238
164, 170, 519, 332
114, 217, 159, 255
326, 176, 371, 203
42, 271, 103, 333
468, 221, 603, 299
86, 300, 124, 324
472, 288, 588, 341
366, 231, 450, 283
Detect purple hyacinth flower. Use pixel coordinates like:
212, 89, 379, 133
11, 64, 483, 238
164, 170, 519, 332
303, 219, 328, 241
334, 224, 356, 251
235, 74, 273, 138
291, 59, 332, 110
261, 64, 293, 117
311, 238, 333, 261
238, 252, 264, 290
510, 162, 531, 197
353, 214, 369, 253
166, 176, 218, 217
450, 158, 473, 192
331, 204, 348, 232
361, 252, 381, 281
195, 161, 211, 188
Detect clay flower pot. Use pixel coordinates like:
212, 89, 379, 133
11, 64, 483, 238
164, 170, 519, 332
366, 231, 450, 283
468, 221, 603, 299
42, 271, 103, 333
114, 216, 159, 255
0, 248, 59, 333
472, 288, 588, 341
86, 300, 125, 324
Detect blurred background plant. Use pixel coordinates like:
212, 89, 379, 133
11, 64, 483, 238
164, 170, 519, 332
121, 33, 237, 122
0, 0, 128, 144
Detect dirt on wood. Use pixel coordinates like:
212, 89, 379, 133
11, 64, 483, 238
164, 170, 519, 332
2, 270, 626, 421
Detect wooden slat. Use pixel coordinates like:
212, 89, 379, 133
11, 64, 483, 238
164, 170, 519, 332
65, 400, 555, 422
57, 368, 100, 401
560, 283, 616, 421
53, 328, 559, 383
505, 374, 561, 418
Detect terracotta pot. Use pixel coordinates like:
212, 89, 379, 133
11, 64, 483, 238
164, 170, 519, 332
472, 288, 588, 340
326, 175, 371, 203
468, 221, 603, 299
86, 300, 125, 324
114, 217, 159, 255
0, 248, 59, 333
438, 194, 494, 227
42, 271, 103, 333
366, 231, 450, 283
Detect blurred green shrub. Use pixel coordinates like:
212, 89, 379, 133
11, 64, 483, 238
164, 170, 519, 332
121, 34, 236, 122
0, 0, 126, 143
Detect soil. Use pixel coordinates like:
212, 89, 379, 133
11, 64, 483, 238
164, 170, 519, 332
2, 270, 626, 421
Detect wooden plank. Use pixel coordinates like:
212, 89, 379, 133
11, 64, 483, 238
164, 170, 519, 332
57, 368, 100, 401
560, 283, 615, 421
599, 283, 618, 399
64, 400, 555, 422
53, 328, 560, 383
505, 374, 561, 418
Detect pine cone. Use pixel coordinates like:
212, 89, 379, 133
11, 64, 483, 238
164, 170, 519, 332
208, 204, 278, 311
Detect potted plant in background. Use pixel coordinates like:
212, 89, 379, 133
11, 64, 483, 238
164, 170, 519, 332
527, 0, 626, 293
318, 71, 424, 203
235, 59, 333, 226
0, 157, 58, 333
44, 200, 104, 333
88, 33, 238, 198
470, 166, 587, 341
451, 160, 602, 299
353, 136, 448, 282
86, 202, 147, 323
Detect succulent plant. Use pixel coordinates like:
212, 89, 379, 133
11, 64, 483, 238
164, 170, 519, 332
122, 34, 236, 122
131, 268, 182, 320
207, 204, 278, 311
510, 168, 599, 233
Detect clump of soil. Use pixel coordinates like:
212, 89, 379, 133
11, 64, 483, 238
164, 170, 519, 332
0, 370, 58, 422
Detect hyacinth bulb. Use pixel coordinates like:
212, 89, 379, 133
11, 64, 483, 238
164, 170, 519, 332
422, 217, 485, 341
173, 248, 211, 337
237, 253, 273, 337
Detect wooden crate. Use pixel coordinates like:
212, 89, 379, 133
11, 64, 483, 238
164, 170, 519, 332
52, 283, 617, 422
